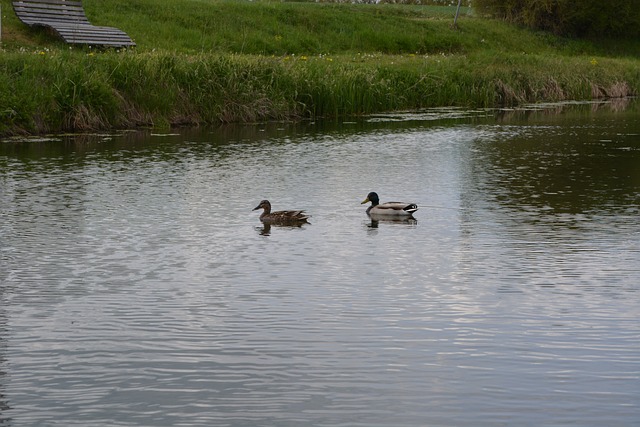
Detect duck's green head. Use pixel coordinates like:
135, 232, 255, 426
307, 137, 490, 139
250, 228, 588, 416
361, 192, 379, 206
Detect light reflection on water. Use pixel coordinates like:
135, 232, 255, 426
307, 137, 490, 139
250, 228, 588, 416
1, 101, 639, 426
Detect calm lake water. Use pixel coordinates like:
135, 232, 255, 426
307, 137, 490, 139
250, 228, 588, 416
1, 100, 639, 427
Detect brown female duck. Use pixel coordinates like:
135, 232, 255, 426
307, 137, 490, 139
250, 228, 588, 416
253, 200, 311, 223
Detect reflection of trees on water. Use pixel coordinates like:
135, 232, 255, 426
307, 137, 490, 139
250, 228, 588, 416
494, 98, 637, 123
471, 102, 640, 216
455, 100, 640, 295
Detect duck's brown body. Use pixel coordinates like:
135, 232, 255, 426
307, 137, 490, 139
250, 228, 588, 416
253, 200, 310, 224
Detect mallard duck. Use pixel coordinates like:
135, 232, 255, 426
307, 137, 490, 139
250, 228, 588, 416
253, 200, 311, 223
361, 192, 418, 216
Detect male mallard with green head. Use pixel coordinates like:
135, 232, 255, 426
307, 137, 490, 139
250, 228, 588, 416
361, 192, 418, 216
253, 200, 311, 223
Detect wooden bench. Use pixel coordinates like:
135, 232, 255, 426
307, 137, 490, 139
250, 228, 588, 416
12, 0, 135, 47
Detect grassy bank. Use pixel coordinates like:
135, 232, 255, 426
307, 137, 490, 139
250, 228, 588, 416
0, 0, 639, 135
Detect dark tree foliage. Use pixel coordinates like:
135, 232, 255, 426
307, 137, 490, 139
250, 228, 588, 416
473, 0, 640, 38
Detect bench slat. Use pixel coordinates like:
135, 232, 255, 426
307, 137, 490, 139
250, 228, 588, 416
13, 11, 90, 23
13, 2, 84, 10
14, 0, 83, 6
13, 6, 89, 16
14, 5, 85, 13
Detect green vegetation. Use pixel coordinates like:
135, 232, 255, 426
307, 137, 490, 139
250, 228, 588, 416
474, 0, 640, 38
0, 0, 638, 135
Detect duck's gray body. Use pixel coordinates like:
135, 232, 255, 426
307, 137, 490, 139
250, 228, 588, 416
361, 192, 418, 216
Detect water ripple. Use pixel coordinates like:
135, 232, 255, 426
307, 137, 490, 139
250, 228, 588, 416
1, 103, 639, 426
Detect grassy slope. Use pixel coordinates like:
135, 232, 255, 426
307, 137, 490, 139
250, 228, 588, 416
0, 0, 638, 134
6, 0, 637, 57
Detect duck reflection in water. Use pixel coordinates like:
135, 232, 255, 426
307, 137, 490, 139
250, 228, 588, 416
366, 214, 418, 229
253, 199, 311, 236
256, 221, 309, 236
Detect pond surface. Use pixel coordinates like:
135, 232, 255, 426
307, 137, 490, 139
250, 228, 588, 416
1, 100, 639, 427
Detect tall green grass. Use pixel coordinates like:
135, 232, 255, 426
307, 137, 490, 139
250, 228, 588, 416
2, 49, 636, 135
0, 0, 638, 135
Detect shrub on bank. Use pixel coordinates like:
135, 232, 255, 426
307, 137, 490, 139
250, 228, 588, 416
473, 0, 640, 38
